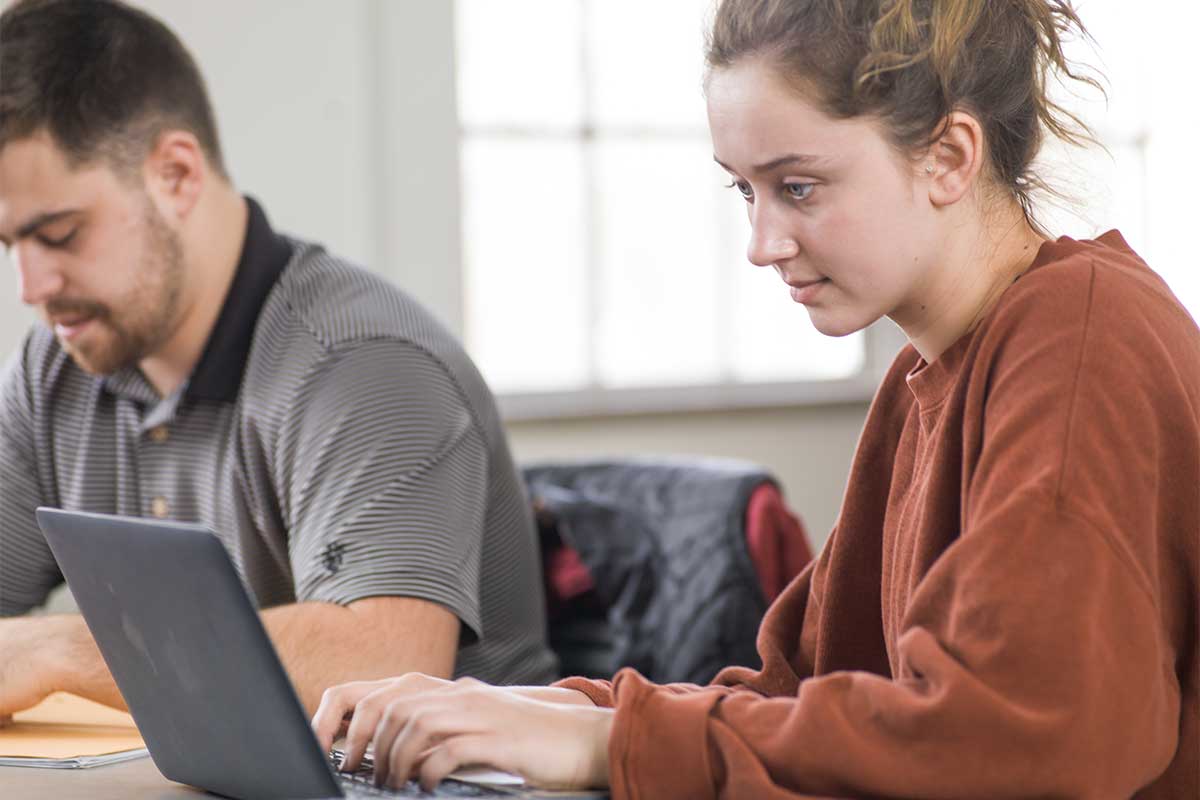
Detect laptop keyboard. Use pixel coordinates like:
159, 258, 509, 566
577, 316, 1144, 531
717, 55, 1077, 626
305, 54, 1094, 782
337, 769, 514, 797
331, 752, 518, 798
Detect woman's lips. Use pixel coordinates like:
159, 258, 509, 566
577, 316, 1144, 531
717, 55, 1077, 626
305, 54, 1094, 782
787, 278, 828, 304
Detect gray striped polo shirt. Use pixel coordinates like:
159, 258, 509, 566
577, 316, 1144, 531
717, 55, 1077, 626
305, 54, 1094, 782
0, 197, 557, 686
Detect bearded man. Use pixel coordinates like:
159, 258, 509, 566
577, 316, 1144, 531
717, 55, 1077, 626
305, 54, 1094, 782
0, 0, 556, 722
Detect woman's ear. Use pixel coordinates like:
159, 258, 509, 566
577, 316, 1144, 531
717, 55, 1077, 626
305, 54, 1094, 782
923, 110, 986, 208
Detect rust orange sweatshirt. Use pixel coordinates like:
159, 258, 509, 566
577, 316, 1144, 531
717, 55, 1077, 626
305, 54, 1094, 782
558, 232, 1200, 798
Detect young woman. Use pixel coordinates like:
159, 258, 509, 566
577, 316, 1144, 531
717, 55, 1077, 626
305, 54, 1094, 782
312, 1, 1199, 796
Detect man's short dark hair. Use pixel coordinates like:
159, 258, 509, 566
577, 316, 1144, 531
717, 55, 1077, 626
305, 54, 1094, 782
0, 0, 227, 177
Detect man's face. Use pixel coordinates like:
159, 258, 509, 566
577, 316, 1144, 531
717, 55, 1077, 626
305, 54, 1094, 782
0, 132, 184, 376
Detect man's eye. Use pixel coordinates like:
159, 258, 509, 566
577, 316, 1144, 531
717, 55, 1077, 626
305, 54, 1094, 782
784, 183, 814, 201
38, 229, 78, 248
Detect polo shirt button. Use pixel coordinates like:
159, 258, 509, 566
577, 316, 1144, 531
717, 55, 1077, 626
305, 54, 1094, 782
149, 426, 169, 444
151, 497, 170, 519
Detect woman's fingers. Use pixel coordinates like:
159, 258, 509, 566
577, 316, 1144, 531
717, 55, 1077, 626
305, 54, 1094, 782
312, 679, 387, 754
339, 683, 400, 772
416, 735, 505, 792
334, 673, 455, 771
378, 693, 488, 788
319, 677, 611, 792
314, 673, 457, 759
369, 700, 417, 787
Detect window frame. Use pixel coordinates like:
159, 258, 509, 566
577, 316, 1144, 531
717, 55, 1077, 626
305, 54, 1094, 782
494, 321, 906, 420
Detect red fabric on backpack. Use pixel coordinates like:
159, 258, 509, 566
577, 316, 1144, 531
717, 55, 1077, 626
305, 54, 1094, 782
744, 482, 812, 603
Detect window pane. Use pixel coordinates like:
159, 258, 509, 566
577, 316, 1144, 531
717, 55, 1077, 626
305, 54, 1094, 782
586, 0, 712, 130
1146, 132, 1200, 321
1059, 0, 1148, 141
1034, 139, 1146, 248
455, 0, 584, 130
461, 139, 590, 393
1054, 0, 1198, 318
593, 139, 723, 387
1141, 0, 1200, 321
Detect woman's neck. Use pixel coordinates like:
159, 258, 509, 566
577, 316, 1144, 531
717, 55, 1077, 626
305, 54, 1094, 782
895, 206, 1046, 364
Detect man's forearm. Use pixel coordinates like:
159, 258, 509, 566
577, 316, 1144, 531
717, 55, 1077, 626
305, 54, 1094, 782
263, 597, 460, 716
4, 615, 127, 712
12, 597, 458, 719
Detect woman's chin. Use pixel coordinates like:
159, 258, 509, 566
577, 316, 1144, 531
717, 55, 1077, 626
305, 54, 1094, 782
806, 308, 872, 339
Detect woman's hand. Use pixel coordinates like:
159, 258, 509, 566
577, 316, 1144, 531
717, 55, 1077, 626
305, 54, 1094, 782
312, 673, 454, 754
312, 673, 597, 755
312, 675, 613, 792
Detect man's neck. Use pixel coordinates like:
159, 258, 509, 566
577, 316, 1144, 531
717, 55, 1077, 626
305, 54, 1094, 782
139, 190, 249, 398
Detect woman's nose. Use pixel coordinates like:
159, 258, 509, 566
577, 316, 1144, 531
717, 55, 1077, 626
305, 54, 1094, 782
745, 205, 799, 267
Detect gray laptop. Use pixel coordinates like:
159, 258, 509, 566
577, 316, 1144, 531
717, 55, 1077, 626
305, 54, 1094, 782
35, 508, 573, 800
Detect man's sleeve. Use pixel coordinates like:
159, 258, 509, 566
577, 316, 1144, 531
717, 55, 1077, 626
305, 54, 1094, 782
273, 340, 489, 641
0, 341, 62, 615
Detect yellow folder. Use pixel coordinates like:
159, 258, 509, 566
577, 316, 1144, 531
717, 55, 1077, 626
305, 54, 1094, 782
0, 692, 147, 768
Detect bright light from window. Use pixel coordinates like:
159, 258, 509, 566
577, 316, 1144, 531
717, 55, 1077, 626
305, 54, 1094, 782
456, 0, 1198, 397
455, 0, 865, 396
1042, 0, 1199, 320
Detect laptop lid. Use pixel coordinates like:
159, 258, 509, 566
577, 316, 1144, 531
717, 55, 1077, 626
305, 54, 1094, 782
36, 508, 342, 800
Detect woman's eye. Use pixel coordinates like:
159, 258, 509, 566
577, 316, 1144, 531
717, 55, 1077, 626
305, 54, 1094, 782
784, 183, 814, 201
725, 180, 753, 200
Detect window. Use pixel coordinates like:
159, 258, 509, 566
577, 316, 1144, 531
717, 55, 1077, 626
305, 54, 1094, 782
455, 0, 879, 417
454, 0, 1198, 417
1043, 0, 1199, 322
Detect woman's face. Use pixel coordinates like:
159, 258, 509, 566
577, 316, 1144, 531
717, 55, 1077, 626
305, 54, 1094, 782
706, 59, 942, 338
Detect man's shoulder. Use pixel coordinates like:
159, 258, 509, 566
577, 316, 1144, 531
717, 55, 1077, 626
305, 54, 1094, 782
260, 240, 460, 354
241, 241, 498, 426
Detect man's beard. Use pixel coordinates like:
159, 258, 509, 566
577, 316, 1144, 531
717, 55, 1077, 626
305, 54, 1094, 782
48, 201, 185, 377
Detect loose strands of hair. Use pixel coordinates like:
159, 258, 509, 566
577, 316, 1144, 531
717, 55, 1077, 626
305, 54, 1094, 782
706, 0, 1108, 236
859, 0, 1105, 229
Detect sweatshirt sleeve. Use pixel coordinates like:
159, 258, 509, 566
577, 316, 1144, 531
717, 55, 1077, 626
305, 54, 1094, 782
607, 500, 1177, 799
602, 262, 1185, 799
552, 556, 822, 709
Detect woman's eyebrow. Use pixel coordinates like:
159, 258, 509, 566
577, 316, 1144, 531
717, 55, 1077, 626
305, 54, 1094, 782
713, 153, 827, 174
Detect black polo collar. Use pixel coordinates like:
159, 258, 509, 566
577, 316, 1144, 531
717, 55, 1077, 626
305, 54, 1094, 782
185, 196, 293, 403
